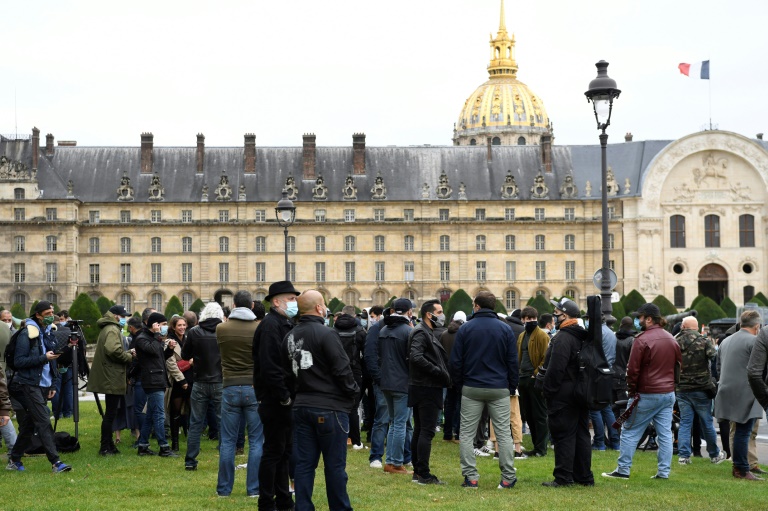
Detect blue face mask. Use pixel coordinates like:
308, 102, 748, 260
118, 317, 127, 327
633, 318, 641, 330
285, 301, 299, 319
584, 320, 590, 329
361, 319, 368, 327
160, 325, 168, 336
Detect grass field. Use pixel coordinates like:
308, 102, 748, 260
0, 402, 763, 511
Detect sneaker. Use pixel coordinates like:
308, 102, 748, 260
412, 473, 419, 483
650, 474, 668, 479
352, 443, 366, 450
52, 461, 72, 473
404, 462, 413, 469
711, 452, 727, 464
435, 426, 441, 433
461, 476, 479, 488
6, 460, 24, 471
185, 464, 197, 471
514, 451, 528, 460
498, 479, 516, 489
480, 445, 495, 455
137, 446, 156, 456
248, 494, 259, 498
418, 474, 446, 485
99, 449, 116, 456
601, 470, 629, 479
678, 457, 691, 465
158, 446, 179, 458
473, 448, 491, 457
370, 460, 383, 469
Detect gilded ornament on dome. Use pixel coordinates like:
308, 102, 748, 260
215, 173, 232, 201
312, 175, 328, 201
436, 172, 452, 199
530, 172, 549, 199
342, 175, 357, 201
500, 172, 519, 199
371, 174, 387, 200
284, 176, 298, 200
116, 172, 134, 201
559, 173, 578, 199
147, 173, 165, 201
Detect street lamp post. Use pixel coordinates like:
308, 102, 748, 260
275, 189, 296, 281
585, 60, 621, 323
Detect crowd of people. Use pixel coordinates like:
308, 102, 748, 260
1, 287, 768, 509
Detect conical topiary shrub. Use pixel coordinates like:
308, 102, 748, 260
652, 295, 678, 316
190, 299, 206, 316
529, 295, 554, 314
720, 297, 737, 317
693, 296, 727, 327
164, 295, 184, 318
611, 301, 627, 330
445, 289, 473, 325
96, 296, 113, 315
622, 290, 646, 315
69, 293, 102, 343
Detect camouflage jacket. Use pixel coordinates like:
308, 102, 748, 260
676, 329, 716, 392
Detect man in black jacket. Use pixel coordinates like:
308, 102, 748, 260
408, 299, 450, 484
541, 298, 593, 487
182, 302, 224, 471
333, 306, 366, 449
364, 306, 391, 469
253, 280, 300, 511
288, 290, 358, 511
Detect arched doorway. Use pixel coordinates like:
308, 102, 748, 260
698, 264, 728, 304
214, 289, 234, 308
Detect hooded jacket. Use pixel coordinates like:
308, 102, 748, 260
87, 312, 133, 395
378, 315, 413, 393
333, 314, 365, 381
218, 307, 259, 388
182, 318, 223, 383
12, 318, 61, 388
364, 318, 386, 384
542, 323, 588, 412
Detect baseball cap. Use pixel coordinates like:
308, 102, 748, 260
393, 298, 413, 314
453, 311, 467, 323
109, 305, 130, 317
550, 298, 580, 318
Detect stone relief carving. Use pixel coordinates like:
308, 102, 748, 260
500, 172, 519, 199
559, 173, 578, 199
584, 181, 592, 197
284, 176, 298, 200
370, 173, 387, 200
215, 173, 232, 201
147, 173, 165, 201
0, 155, 33, 180
201, 184, 209, 202
728, 182, 750, 202
640, 266, 660, 294
116, 172, 135, 201
458, 182, 467, 200
604, 167, 619, 196
238, 184, 246, 201
312, 175, 328, 200
699, 207, 725, 217
673, 182, 696, 202
342, 175, 357, 200
530, 172, 549, 199
421, 182, 430, 199
623, 178, 631, 195
436, 172, 452, 199
692, 152, 728, 187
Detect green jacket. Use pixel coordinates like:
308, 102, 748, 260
87, 312, 133, 395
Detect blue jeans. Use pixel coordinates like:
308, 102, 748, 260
383, 390, 413, 466
616, 392, 675, 477
138, 390, 167, 448
676, 390, 720, 459
369, 385, 389, 463
293, 407, 352, 511
185, 382, 222, 468
217, 385, 263, 497
590, 405, 620, 449
733, 419, 756, 472
52, 367, 74, 418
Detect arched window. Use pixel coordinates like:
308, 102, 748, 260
219, 236, 229, 253
151, 237, 162, 253
14, 188, 25, 200
374, 235, 385, 252
315, 236, 325, 252
439, 235, 450, 251
476, 235, 486, 251
517, 136, 526, 146
564, 289, 576, 299
120, 237, 131, 254
535, 234, 546, 250
670, 215, 685, 248
46, 292, 58, 305
287, 236, 296, 252
704, 215, 720, 248
344, 236, 356, 252
744, 285, 756, 304
492, 137, 501, 145
150, 292, 163, 311
438, 289, 452, 303
119, 293, 132, 312
46, 235, 57, 252
13, 292, 27, 310
343, 290, 358, 307
740, 214, 755, 247
255, 236, 266, 252
469, 139, 477, 146
14, 236, 25, 252
505, 290, 517, 310
564, 234, 575, 250
505, 235, 515, 251
181, 292, 194, 311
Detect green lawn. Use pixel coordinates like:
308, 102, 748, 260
0, 402, 762, 511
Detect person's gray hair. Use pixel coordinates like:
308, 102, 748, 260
341, 305, 356, 316
199, 302, 224, 322
740, 310, 761, 328
233, 290, 252, 308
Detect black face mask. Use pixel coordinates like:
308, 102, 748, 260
553, 313, 564, 328
525, 321, 537, 334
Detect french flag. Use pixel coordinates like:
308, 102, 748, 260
678, 61, 710, 79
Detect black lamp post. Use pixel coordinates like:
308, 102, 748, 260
275, 189, 296, 281
585, 60, 621, 323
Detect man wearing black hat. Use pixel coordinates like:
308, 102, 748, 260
7, 301, 71, 473
87, 305, 135, 455
253, 280, 300, 511
603, 303, 681, 481
541, 297, 592, 487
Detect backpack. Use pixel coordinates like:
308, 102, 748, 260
4, 324, 28, 374
574, 296, 615, 411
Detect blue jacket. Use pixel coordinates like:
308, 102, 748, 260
378, 315, 413, 393
13, 319, 60, 388
449, 309, 519, 393
364, 318, 385, 385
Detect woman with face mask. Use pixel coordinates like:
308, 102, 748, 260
166, 316, 192, 453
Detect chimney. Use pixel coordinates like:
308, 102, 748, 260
196, 133, 205, 174
45, 133, 54, 156
625, 132, 633, 142
31, 127, 40, 171
486, 137, 493, 163
758, 133, 764, 140
302, 133, 316, 179
353, 133, 366, 175
244, 133, 256, 173
141, 132, 154, 174
540, 131, 552, 173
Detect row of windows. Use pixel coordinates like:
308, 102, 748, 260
670, 214, 756, 248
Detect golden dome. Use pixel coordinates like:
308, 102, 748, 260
454, 1, 550, 146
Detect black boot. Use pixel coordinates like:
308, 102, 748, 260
170, 416, 180, 452
137, 446, 157, 456
159, 445, 179, 458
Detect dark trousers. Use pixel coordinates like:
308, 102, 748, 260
348, 377, 362, 445
361, 374, 375, 433
258, 403, 294, 511
519, 376, 549, 455
10, 384, 60, 465
411, 387, 442, 478
100, 393, 121, 451
442, 387, 459, 440
719, 420, 731, 457
547, 403, 593, 485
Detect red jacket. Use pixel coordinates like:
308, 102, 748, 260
626, 325, 681, 395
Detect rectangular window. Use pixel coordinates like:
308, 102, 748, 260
14, 263, 26, 283
90, 264, 100, 284
89, 210, 100, 224
119, 210, 131, 223
534, 208, 545, 221
46, 208, 57, 221
564, 207, 575, 221
565, 234, 575, 250
344, 209, 355, 222
609, 260, 615, 270
403, 209, 414, 222
151, 237, 162, 253
151, 263, 162, 283
475, 209, 486, 221
315, 209, 326, 222
182, 237, 192, 253
89, 238, 100, 254
440, 261, 450, 281
255, 262, 266, 282
14, 208, 25, 221
608, 206, 615, 219
46, 263, 57, 283
670, 215, 686, 248
535, 261, 546, 280
674, 286, 686, 308
439, 209, 450, 221
287, 262, 296, 282
374, 236, 385, 252
404, 235, 414, 251
505, 208, 515, 221
46, 236, 57, 252
705, 215, 720, 248
151, 210, 161, 223
182, 263, 192, 283
476, 261, 486, 281
506, 261, 516, 281
14, 236, 24, 252
219, 210, 229, 222
286, 236, 295, 252
565, 261, 576, 280
120, 263, 131, 284
315, 236, 325, 252
374, 208, 385, 222
218, 263, 228, 283
375, 262, 386, 282
740, 214, 755, 248
315, 262, 325, 282
254, 209, 266, 222
404, 261, 414, 281
345, 262, 356, 283
182, 210, 192, 223
344, 236, 356, 251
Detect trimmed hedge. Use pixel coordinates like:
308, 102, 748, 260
445, 289, 473, 325
189, 299, 206, 316
693, 296, 728, 327
622, 290, 646, 315
720, 297, 737, 317
164, 295, 184, 318
652, 295, 678, 316
529, 295, 554, 314
69, 293, 102, 343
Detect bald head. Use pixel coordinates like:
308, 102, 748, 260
297, 289, 326, 317
682, 317, 698, 330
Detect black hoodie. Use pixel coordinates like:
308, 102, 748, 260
333, 314, 365, 381
182, 318, 223, 383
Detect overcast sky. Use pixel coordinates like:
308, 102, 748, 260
2, 0, 766, 148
